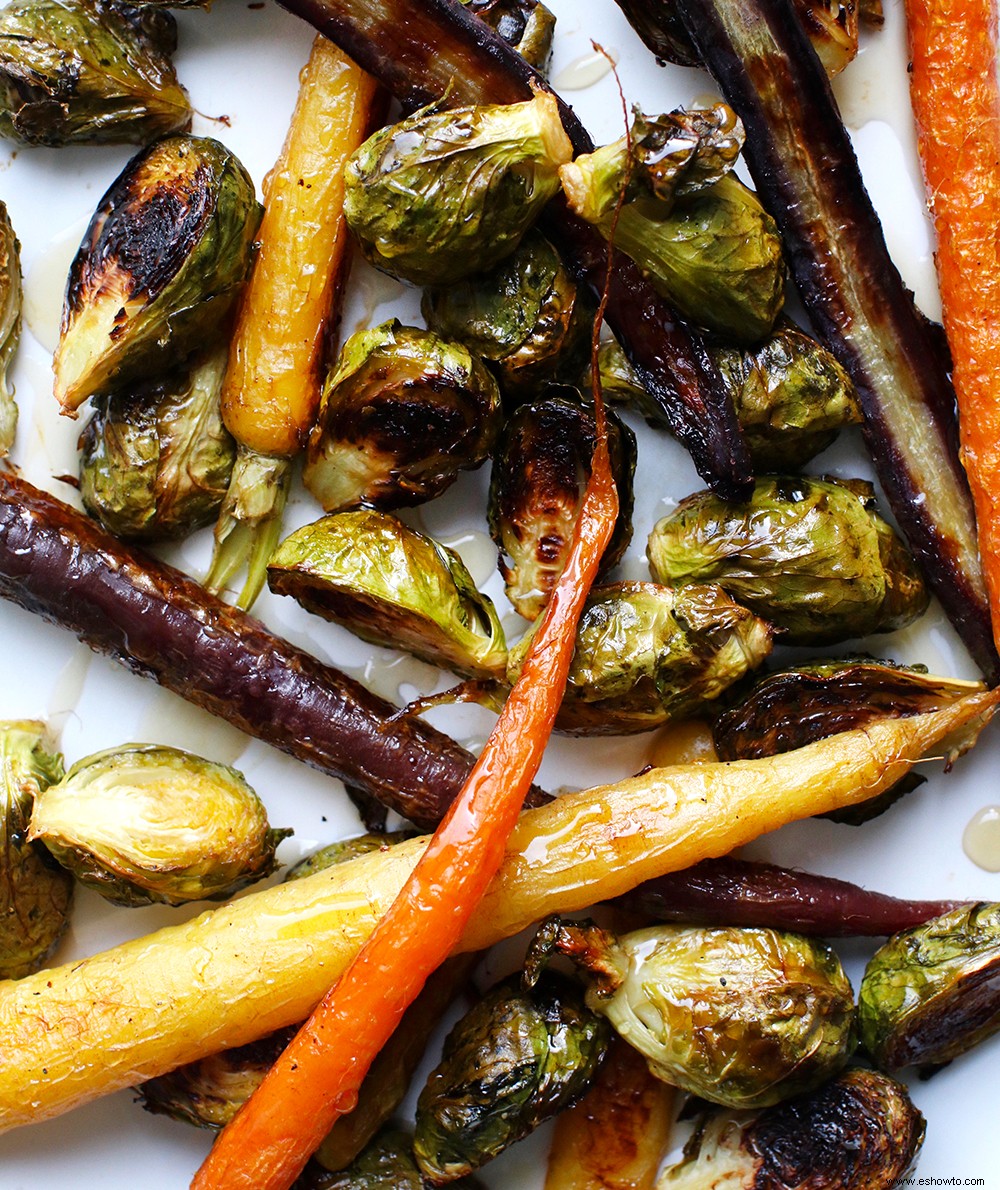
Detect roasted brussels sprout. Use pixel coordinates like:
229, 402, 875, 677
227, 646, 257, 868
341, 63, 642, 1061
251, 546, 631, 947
570, 173, 784, 344
713, 322, 862, 468
421, 230, 594, 401
560, 103, 744, 222
413, 973, 610, 1182
858, 903, 1000, 1072
283, 831, 414, 882
28, 744, 289, 906
660, 1068, 924, 1188
53, 134, 262, 412
529, 918, 856, 1110
462, 0, 556, 69
268, 511, 507, 680
0, 721, 71, 980
298, 1129, 484, 1189
303, 321, 502, 513
78, 345, 236, 540
648, 476, 929, 645
506, 582, 772, 735
488, 391, 636, 620
713, 661, 987, 824
0, 0, 191, 147
343, 90, 572, 286
0, 201, 20, 456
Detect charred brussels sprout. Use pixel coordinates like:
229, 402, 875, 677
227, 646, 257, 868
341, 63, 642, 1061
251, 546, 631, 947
304, 321, 501, 513
422, 230, 593, 402
268, 510, 507, 680
713, 661, 986, 823
343, 90, 572, 286
648, 476, 929, 645
0, 721, 71, 980
298, 1129, 485, 1189
713, 322, 862, 468
0, 0, 191, 147
660, 1068, 924, 1188
507, 582, 772, 735
28, 744, 289, 906
53, 134, 262, 412
462, 0, 556, 69
568, 172, 784, 344
0, 201, 20, 455
488, 392, 636, 620
413, 973, 609, 1182
858, 903, 1000, 1072
560, 103, 744, 222
529, 919, 856, 1110
78, 345, 235, 540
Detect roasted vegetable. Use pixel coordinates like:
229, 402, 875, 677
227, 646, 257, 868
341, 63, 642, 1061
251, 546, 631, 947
422, 229, 593, 401
276, 0, 754, 499
0, 0, 191, 147
713, 660, 986, 822
343, 89, 572, 286
648, 476, 929, 644
0, 472, 514, 831
28, 744, 289, 906
53, 134, 262, 413
528, 918, 855, 1109
463, 0, 556, 68
507, 581, 772, 735
488, 391, 635, 619
304, 321, 502, 513
858, 902, 1000, 1072
653, 0, 1000, 680
298, 1129, 483, 1189
0, 201, 20, 456
560, 103, 744, 222
0, 690, 993, 1129
78, 345, 235, 541
414, 973, 610, 1182
268, 510, 507, 680
659, 1068, 924, 1188
0, 721, 71, 981
713, 321, 862, 467
567, 172, 785, 344
615, 856, 969, 938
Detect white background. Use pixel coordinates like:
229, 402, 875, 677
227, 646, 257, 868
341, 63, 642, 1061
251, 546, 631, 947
0, 0, 997, 1185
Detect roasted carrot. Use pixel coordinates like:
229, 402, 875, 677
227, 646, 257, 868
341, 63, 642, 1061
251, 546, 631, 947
207, 37, 383, 606
904, 0, 1000, 656
190, 405, 619, 1186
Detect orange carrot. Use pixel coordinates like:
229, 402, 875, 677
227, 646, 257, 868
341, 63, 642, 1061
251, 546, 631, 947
904, 0, 1000, 654
190, 410, 618, 1189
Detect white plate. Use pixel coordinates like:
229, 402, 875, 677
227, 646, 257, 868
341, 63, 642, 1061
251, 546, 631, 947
0, 0, 997, 1186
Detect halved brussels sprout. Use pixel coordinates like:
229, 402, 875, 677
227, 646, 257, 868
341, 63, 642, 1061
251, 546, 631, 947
414, 972, 610, 1182
462, 0, 556, 69
421, 230, 594, 402
570, 172, 785, 344
713, 321, 862, 468
298, 1129, 484, 1189
713, 661, 987, 823
0, 721, 71, 980
28, 744, 289, 906
0, 201, 20, 455
661, 1068, 924, 1188
648, 476, 929, 645
53, 134, 261, 412
0, 0, 191, 146
507, 582, 772, 735
268, 510, 507, 680
79, 345, 235, 541
858, 903, 1000, 1072
343, 89, 572, 286
303, 321, 502, 513
488, 391, 636, 620
560, 103, 744, 222
528, 918, 856, 1110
